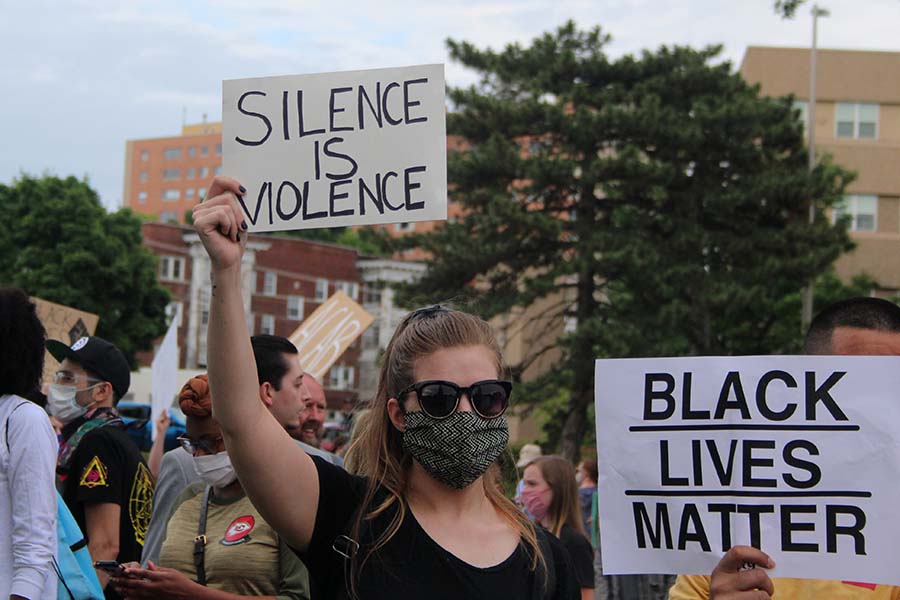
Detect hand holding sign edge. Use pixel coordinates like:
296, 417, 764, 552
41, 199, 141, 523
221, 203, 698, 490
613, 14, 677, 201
710, 546, 775, 600
193, 175, 248, 271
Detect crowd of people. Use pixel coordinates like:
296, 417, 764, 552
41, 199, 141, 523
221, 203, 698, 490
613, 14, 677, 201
2, 174, 900, 599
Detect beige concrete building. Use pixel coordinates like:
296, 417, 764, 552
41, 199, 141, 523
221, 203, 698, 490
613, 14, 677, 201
740, 47, 900, 293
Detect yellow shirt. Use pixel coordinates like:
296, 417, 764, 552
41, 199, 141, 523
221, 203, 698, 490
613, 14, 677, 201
670, 574, 900, 600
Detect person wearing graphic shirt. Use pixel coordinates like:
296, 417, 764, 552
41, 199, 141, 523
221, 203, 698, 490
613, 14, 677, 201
113, 374, 309, 600
668, 297, 900, 600
189, 177, 579, 600
46, 335, 152, 599
0, 288, 58, 600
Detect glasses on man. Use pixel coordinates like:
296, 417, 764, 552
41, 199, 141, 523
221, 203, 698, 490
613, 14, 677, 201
398, 379, 512, 420
53, 371, 103, 387
176, 434, 224, 456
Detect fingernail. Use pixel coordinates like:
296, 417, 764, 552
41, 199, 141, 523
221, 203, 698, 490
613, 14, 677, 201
237, 232, 242, 242
241, 221, 248, 230
239, 185, 247, 194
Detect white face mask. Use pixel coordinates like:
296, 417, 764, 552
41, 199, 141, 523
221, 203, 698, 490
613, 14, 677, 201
47, 383, 101, 424
193, 451, 238, 489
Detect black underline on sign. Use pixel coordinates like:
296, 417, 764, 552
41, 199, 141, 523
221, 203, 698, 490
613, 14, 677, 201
624, 490, 873, 498
628, 424, 860, 432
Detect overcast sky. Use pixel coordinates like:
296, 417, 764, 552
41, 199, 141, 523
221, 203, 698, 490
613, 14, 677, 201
3, 0, 898, 211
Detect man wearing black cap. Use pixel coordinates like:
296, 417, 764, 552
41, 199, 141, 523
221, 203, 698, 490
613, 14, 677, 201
47, 335, 153, 599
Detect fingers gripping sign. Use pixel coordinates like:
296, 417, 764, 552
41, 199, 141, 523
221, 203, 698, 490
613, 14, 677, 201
710, 546, 776, 600
193, 176, 250, 271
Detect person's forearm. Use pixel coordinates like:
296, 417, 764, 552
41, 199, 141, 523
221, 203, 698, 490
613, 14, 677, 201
148, 435, 166, 479
207, 265, 265, 436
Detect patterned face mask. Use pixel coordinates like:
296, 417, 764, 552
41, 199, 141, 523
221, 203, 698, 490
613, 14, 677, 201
402, 410, 509, 489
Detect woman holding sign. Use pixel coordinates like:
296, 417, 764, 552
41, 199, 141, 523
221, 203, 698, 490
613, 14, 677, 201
191, 176, 578, 600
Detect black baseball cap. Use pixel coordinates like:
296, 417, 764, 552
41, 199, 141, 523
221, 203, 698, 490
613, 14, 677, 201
47, 336, 131, 401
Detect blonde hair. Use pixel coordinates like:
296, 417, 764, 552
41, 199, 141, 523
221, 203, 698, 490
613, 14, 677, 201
343, 306, 544, 596
528, 455, 586, 538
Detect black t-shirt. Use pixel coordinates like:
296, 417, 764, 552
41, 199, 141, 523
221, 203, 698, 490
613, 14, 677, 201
558, 524, 594, 589
62, 426, 154, 599
300, 456, 579, 600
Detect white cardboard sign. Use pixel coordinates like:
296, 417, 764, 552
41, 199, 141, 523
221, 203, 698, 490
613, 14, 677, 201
150, 316, 179, 441
595, 355, 900, 586
223, 64, 447, 232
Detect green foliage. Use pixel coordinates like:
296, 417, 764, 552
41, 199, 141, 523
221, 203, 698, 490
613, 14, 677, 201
398, 22, 855, 460
774, 0, 806, 19
0, 174, 169, 368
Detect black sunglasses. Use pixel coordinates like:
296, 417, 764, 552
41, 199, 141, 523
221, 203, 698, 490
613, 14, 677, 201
399, 379, 512, 420
177, 434, 224, 456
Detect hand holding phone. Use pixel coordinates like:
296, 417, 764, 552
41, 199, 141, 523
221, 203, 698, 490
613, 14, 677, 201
94, 560, 125, 577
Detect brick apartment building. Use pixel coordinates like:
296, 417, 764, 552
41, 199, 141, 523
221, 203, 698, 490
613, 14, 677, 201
140, 221, 364, 407
741, 47, 900, 294
123, 121, 223, 224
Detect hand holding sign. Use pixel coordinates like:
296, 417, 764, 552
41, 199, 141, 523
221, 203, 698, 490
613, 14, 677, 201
192, 176, 248, 271
709, 546, 774, 600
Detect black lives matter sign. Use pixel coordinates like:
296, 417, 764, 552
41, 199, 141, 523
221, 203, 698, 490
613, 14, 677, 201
595, 356, 900, 586
223, 65, 446, 233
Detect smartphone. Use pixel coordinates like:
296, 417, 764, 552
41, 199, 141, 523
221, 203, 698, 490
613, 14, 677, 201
93, 561, 125, 577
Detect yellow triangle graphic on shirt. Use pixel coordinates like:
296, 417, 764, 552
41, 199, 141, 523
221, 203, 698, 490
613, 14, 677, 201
79, 455, 109, 488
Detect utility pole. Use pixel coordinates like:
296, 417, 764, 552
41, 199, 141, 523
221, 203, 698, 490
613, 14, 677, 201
801, 3, 829, 332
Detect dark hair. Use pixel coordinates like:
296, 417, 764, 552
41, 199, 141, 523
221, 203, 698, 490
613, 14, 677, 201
580, 458, 598, 484
250, 335, 298, 390
804, 297, 900, 353
0, 288, 47, 397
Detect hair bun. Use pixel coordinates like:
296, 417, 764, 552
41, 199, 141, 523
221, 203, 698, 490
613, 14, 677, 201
178, 373, 212, 417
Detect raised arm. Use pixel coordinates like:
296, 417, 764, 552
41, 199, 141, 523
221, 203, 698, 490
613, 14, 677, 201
193, 177, 319, 551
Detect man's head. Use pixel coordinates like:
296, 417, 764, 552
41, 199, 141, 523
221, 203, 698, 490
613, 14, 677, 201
252, 335, 309, 438
46, 336, 131, 424
804, 297, 900, 355
299, 373, 326, 447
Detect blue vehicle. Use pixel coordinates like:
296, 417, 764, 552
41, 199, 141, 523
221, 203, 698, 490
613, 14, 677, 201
116, 401, 186, 452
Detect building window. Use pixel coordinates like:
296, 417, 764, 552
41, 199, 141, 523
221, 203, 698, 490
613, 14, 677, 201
200, 146, 209, 156
163, 168, 180, 180
200, 166, 209, 178
834, 195, 878, 232
261, 314, 275, 335
362, 284, 382, 305
159, 255, 185, 280
160, 211, 178, 223
214, 165, 223, 175
329, 365, 355, 390
162, 189, 181, 201
336, 281, 359, 300
836, 102, 878, 139
139, 171, 148, 183
394, 222, 414, 232
164, 148, 182, 160
315, 279, 329, 301
287, 296, 304, 320
186, 188, 195, 198
187, 168, 196, 179
140, 150, 149, 161
246, 313, 255, 336
137, 191, 147, 204
188, 146, 196, 157
262, 271, 277, 296
165, 301, 184, 326
216, 143, 223, 156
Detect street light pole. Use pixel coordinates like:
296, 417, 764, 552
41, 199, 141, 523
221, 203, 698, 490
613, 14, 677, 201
801, 3, 829, 332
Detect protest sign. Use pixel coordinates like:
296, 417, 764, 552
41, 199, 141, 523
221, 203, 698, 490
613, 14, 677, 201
289, 291, 374, 381
223, 64, 447, 233
595, 355, 900, 586
150, 315, 179, 440
33, 297, 100, 385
